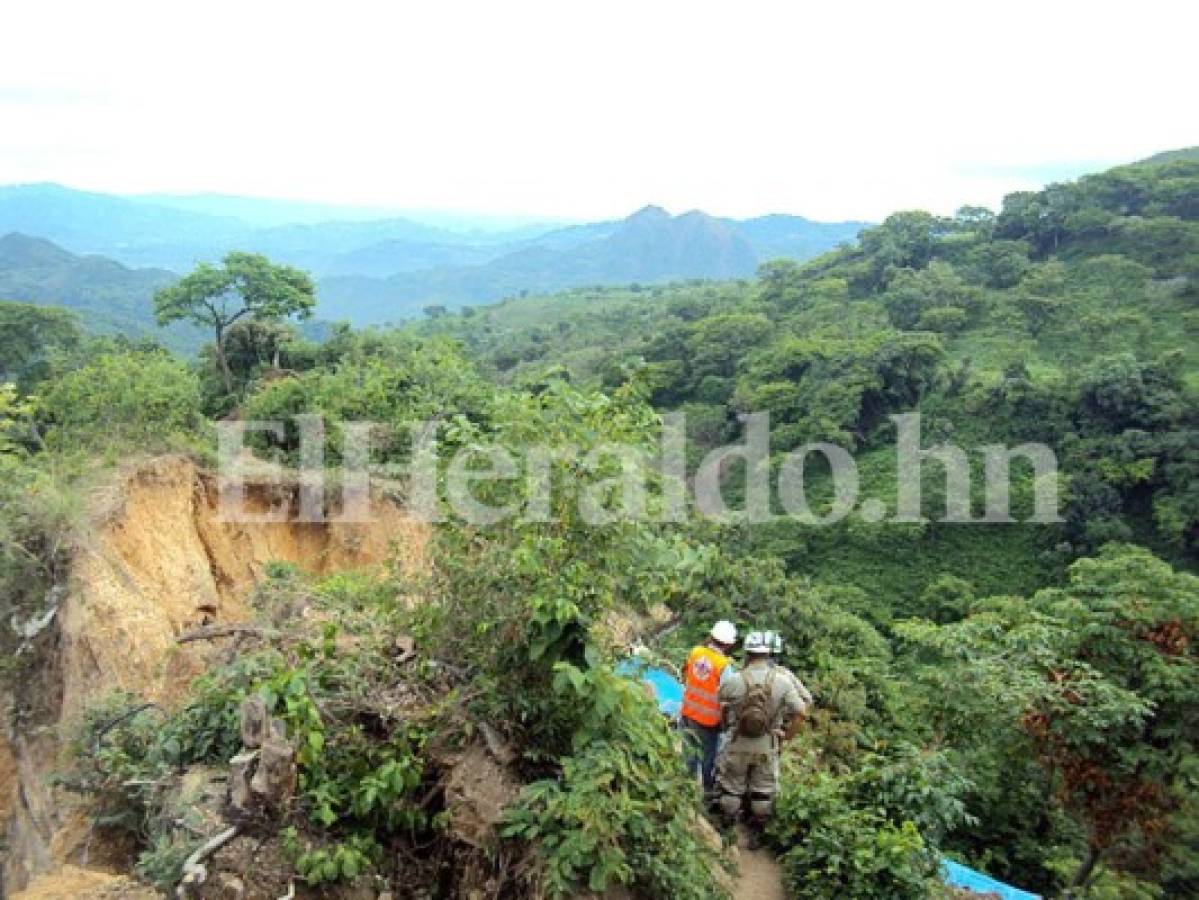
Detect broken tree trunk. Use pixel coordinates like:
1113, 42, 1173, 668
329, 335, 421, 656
228, 750, 260, 816
240, 695, 269, 749
250, 732, 297, 808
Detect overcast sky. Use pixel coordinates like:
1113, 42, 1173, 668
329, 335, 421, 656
1, 0, 1195, 222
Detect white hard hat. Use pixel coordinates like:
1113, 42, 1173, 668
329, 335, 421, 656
710, 620, 737, 645
743, 631, 772, 654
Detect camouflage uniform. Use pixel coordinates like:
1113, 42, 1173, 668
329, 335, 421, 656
715, 659, 810, 821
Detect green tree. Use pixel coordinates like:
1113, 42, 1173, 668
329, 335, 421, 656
686, 313, 772, 382
1011, 260, 1068, 336
859, 211, 944, 287
758, 259, 806, 307
881, 261, 980, 331
963, 239, 1031, 289
954, 205, 997, 234
153, 252, 315, 394
1078, 352, 1184, 431
899, 546, 1199, 894
0, 383, 36, 455
0, 302, 80, 386
212, 318, 305, 395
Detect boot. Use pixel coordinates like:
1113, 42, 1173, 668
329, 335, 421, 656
745, 819, 766, 851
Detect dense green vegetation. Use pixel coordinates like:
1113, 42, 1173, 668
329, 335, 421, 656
1, 154, 1196, 897
416, 154, 1199, 600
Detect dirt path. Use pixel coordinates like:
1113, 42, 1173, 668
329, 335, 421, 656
734, 827, 786, 900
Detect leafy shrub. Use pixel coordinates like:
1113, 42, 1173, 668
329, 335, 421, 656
282, 828, 381, 886
135, 832, 203, 891
240, 332, 492, 464
769, 752, 948, 899
39, 349, 203, 451
64, 655, 277, 839
244, 631, 430, 888
504, 663, 726, 899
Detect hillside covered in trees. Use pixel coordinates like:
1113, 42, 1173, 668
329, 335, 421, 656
0, 153, 1195, 899
0, 233, 209, 352
416, 153, 1199, 596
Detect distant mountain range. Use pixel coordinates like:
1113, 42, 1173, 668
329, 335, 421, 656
0, 184, 866, 305
317, 205, 798, 322
0, 232, 205, 351
0, 182, 869, 333
3, 149, 1193, 344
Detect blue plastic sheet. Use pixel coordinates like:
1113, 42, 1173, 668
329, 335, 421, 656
617, 662, 1040, 899
615, 659, 683, 717
940, 858, 1040, 899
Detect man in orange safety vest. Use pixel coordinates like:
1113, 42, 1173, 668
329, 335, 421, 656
680, 619, 737, 794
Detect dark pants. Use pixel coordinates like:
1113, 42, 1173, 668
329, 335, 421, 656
682, 717, 721, 793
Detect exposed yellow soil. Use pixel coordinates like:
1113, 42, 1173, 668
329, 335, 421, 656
733, 827, 786, 900
59, 455, 426, 717
1, 455, 429, 894
10, 864, 158, 900
0, 727, 15, 824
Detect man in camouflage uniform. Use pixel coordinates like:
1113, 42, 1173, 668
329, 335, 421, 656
716, 630, 811, 844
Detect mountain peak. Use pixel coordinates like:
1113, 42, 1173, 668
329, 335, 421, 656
0, 231, 76, 267
626, 204, 671, 223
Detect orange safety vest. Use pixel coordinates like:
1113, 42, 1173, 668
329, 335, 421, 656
681, 645, 729, 727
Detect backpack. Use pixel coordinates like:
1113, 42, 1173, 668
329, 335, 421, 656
736, 668, 778, 738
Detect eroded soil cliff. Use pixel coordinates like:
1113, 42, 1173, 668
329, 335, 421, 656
1, 456, 428, 896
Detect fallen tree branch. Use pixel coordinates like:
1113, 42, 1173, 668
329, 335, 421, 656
177, 623, 276, 644
176, 825, 239, 898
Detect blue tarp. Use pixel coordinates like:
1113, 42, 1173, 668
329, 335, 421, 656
940, 858, 1040, 899
617, 662, 1040, 899
615, 659, 683, 717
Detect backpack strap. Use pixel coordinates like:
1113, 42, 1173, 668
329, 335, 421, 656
744, 664, 778, 691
